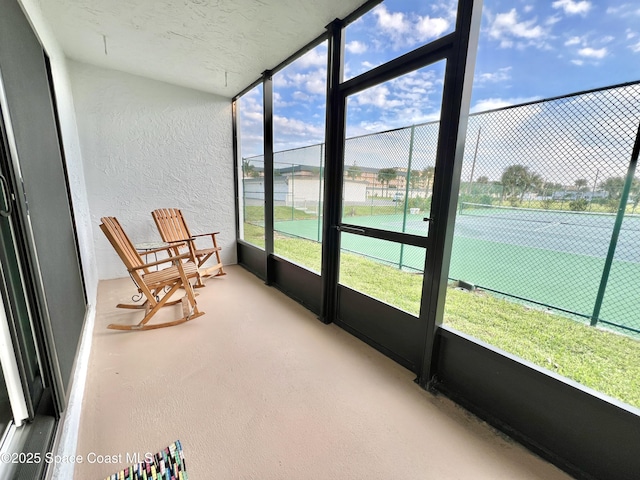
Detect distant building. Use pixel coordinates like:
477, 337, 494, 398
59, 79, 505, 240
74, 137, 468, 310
552, 190, 608, 201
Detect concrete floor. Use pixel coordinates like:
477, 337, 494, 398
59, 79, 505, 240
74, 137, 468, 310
75, 265, 573, 479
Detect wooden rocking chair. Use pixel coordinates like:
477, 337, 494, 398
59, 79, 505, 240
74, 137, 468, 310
99, 217, 204, 330
152, 208, 225, 287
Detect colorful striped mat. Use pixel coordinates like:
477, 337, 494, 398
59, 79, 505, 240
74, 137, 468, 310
103, 440, 188, 480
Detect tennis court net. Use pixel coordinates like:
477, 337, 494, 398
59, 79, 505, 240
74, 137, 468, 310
458, 202, 640, 231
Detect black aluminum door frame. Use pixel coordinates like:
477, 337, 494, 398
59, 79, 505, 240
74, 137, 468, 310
320, 0, 483, 379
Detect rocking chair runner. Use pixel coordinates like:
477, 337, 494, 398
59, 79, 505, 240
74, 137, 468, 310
152, 208, 225, 287
99, 217, 204, 330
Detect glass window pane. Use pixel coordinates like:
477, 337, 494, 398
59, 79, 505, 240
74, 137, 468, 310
339, 232, 425, 316
343, 61, 445, 237
237, 85, 264, 248
447, 0, 640, 410
272, 42, 327, 272
444, 82, 640, 410
344, 0, 456, 81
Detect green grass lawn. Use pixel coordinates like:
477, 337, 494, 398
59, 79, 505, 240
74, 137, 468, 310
445, 288, 640, 407
244, 205, 317, 222
244, 204, 413, 223
241, 222, 640, 409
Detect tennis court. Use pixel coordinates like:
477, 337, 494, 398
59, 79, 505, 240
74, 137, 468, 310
274, 204, 640, 335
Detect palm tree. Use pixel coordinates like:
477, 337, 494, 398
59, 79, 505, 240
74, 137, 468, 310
599, 176, 625, 201
242, 159, 258, 178
632, 177, 640, 213
574, 178, 588, 192
501, 164, 541, 203
526, 173, 544, 202
422, 166, 435, 197
409, 170, 421, 190
346, 163, 362, 180
377, 168, 397, 197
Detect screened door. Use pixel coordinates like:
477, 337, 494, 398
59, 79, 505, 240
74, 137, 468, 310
333, 62, 446, 370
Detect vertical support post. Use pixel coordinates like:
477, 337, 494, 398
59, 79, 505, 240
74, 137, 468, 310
589, 168, 599, 211
263, 71, 275, 285
399, 124, 415, 269
590, 122, 640, 326
417, 0, 483, 388
232, 98, 242, 253
320, 19, 345, 324
371, 185, 374, 216
317, 144, 324, 242
467, 126, 481, 195
291, 163, 295, 221
242, 162, 246, 234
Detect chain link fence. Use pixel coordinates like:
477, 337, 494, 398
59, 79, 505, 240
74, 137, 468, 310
240, 81, 640, 336
453, 82, 640, 335
240, 155, 265, 246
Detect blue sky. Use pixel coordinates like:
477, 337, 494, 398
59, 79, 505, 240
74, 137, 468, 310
238, 0, 640, 159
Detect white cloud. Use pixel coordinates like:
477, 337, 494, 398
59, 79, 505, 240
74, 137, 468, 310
524, 5, 534, 13
287, 69, 327, 96
273, 74, 290, 89
354, 85, 404, 109
606, 5, 640, 16
306, 77, 326, 95
571, 59, 585, 66
357, 120, 389, 134
630, 41, 640, 53
564, 36, 582, 46
292, 91, 310, 102
552, 0, 592, 16
344, 68, 444, 134
237, 88, 265, 158
471, 96, 540, 113
601, 35, 614, 44
476, 66, 512, 84
296, 48, 327, 68
545, 15, 562, 26
416, 16, 450, 41
345, 58, 384, 79
346, 40, 367, 54
489, 9, 546, 48
272, 91, 295, 108
374, 5, 407, 33
372, 5, 450, 49
577, 47, 607, 59
273, 115, 323, 137
238, 89, 263, 125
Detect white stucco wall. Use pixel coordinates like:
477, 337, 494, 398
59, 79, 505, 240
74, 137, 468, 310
344, 180, 368, 203
69, 61, 236, 280
283, 177, 366, 208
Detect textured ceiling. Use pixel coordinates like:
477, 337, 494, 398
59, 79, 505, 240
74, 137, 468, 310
39, 0, 368, 97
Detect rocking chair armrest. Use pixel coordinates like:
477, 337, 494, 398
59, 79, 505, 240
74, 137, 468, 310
131, 252, 192, 271
191, 231, 220, 238
139, 245, 176, 256
167, 238, 194, 244
139, 240, 191, 257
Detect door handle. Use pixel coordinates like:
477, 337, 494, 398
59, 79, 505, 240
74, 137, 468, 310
336, 225, 365, 234
0, 174, 11, 218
